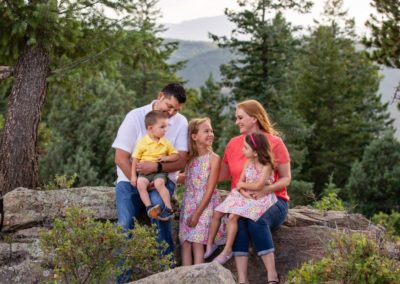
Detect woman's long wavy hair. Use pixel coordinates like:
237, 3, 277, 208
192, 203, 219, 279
237, 100, 280, 136
188, 117, 212, 162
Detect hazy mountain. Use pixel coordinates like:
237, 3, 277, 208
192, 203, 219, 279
161, 15, 234, 42
167, 40, 231, 88
160, 14, 368, 42
168, 40, 218, 63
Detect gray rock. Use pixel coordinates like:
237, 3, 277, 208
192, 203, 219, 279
130, 261, 235, 284
3, 187, 116, 232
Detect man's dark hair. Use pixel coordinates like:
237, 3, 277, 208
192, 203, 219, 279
145, 110, 168, 129
161, 83, 186, 104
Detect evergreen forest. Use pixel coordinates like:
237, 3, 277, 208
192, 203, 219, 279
1, 0, 399, 221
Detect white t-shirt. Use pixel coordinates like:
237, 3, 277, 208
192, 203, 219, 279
112, 101, 188, 184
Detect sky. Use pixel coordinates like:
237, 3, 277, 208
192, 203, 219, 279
156, 0, 375, 34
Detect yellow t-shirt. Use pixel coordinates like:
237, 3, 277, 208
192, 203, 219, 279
132, 134, 178, 162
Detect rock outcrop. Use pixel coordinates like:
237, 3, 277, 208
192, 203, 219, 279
130, 261, 235, 284
0, 187, 397, 284
2, 187, 116, 232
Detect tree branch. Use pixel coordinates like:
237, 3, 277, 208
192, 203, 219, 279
58, 0, 102, 15
392, 80, 400, 103
0, 66, 13, 80
50, 47, 111, 75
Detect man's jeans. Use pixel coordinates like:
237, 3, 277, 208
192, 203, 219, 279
115, 180, 175, 283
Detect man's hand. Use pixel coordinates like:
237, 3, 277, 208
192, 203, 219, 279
176, 173, 185, 185
136, 160, 157, 175
158, 156, 170, 162
130, 177, 137, 187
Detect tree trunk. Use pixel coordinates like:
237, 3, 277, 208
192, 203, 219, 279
0, 44, 50, 196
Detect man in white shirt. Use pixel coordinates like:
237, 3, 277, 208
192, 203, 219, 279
112, 83, 188, 283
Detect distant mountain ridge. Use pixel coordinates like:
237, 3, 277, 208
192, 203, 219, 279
161, 15, 234, 42
167, 40, 231, 88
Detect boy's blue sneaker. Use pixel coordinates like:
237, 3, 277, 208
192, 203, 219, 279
146, 204, 161, 219
157, 207, 174, 221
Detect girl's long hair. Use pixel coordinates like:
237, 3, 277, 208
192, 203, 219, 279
188, 117, 212, 161
237, 100, 280, 136
245, 133, 275, 168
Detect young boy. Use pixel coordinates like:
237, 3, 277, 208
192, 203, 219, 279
131, 110, 179, 221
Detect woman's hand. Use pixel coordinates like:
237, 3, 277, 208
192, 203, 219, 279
251, 186, 270, 199
239, 189, 253, 199
236, 181, 245, 190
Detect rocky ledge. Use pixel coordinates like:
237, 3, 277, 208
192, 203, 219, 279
1, 187, 398, 283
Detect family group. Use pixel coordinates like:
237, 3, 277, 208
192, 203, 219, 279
112, 83, 291, 284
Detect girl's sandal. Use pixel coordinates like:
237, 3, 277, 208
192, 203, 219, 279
267, 275, 280, 283
204, 243, 219, 259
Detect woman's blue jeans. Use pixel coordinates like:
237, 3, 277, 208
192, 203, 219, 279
232, 198, 288, 256
115, 180, 175, 283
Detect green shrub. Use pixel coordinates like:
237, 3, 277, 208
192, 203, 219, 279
313, 175, 345, 211
314, 192, 345, 211
45, 173, 78, 190
0, 114, 4, 131
175, 184, 185, 204
288, 232, 400, 284
40, 208, 173, 283
372, 211, 400, 241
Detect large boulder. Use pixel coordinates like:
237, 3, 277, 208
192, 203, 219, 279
0, 187, 397, 284
2, 187, 116, 232
130, 261, 235, 284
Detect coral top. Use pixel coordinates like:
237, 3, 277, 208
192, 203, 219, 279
223, 133, 291, 201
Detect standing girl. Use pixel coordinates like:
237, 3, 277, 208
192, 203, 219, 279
179, 118, 226, 265
205, 132, 277, 264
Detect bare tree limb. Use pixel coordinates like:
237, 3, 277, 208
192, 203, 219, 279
0, 66, 13, 80
392, 80, 400, 103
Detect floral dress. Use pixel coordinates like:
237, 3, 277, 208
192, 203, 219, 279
179, 152, 226, 244
215, 161, 277, 221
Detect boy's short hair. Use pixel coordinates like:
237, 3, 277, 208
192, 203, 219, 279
161, 83, 186, 104
145, 110, 168, 129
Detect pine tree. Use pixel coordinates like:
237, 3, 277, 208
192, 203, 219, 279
117, 0, 184, 106
211, 0, 313, 200
291, 0, 392, 192
40, 78, 135, 186
0, 0, 145, 195
36, 1, 180, 187
363, 0, 400, 68
363, 0, 400, 102
212, 0, 312, 112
